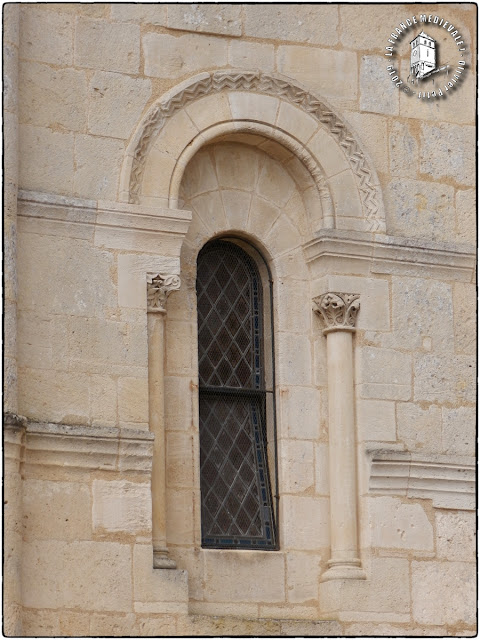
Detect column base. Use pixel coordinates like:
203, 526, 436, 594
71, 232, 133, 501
153, 548, 177, 570
320, 558, 366, 582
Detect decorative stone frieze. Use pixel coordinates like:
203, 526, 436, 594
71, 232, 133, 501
146, 273, 181, 313
313, 292, 360, 334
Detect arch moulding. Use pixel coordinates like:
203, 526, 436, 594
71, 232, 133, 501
119, 70, 386, 234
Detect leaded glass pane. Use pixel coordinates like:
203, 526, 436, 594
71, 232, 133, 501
197, 241, 276, 549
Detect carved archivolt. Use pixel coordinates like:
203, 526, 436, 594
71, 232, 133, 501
128, 70, 382, 230
313, 292, 360, 333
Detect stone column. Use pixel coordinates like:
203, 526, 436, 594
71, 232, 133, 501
313, 292, 366, 581
147, 273, 181, 569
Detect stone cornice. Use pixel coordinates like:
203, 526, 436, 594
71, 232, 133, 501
17, 190, 192, 238
24, 421, 154, 474
304, 230, 475, 281
368, 448, 475, 510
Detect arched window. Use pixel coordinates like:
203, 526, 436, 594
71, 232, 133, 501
196, 239, 278, 549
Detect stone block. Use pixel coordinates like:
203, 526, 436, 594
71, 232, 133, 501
184, 92, 232, 133
166, 320, 196, 377
92, 479, 151, 534
74, 134, 125, 200
22, 609, 61, 636
278, 46, 357, 103
247, 195, 280, 240
343, 111, 388, 174
277, 333, 312, 387
414, 354, 475, 405
421, 123, 475, 187
117, 253, 177, 310
282, 496, 329, 550
412, 561, 475, 626
265, 214, 302, 255
166, 488, 195, 546
389, 277, 454, 353
360, 55, 399, 116
320, 556, 410, 614
435, 511, 475, 562
19, 61, 87, 132
143, 33, 228, 79
18, 233, 115, 317
132, 615, 177, 637
276, 102, 319, 145
397, 403, 442, 453
203, 550, 285, 603
442, 406, 475, 457
222, 189, 252, 231
307, 128, 350, 179
315, 443, 329, 495
340, 5, 414, 52
133, 544, 188, 607
90, 374, 117, 425
280, 386, 323, 441
18, 368, 90, 425
367, 496, 433, 551
89, 613, 136, 637
23, 479, 91, 542
20, 6, 73, 65
110, 4, 167, 25
22, 540, 132, 611
229, 40, 275, 73
181, 148, 218, 199
453, 282, 476, 355
214, 143, 260, 192
118, 377, 149, 424
228, 92, 279, 127
455, 188, 476, 244
244, 5, 339, 45
385, 178, 455, 243
328, 170, 363, 220
166, 431, 194, 489
357, 347, 411, 401
190, 191, 227, 236
19, 125, 74, 194
389, 120, 418, 178
276, 279, 312, 335
279, 439, 314, 494
17, 312, 52, 369
167, 4, 242, 36
357, 399, 396, 442
75, 18, 140, 73
286, 551, 321, 603
88, 72, 151, 139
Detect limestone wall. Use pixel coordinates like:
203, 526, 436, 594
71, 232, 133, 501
5, 3, 476, 636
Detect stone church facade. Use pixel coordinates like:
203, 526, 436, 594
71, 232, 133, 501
4, 3, 476, 636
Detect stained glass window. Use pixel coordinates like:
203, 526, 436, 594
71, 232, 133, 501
196, 240, 277, 549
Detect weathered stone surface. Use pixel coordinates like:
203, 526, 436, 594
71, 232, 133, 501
92, 480, 151, 534
286, 551, 321, 603
110, 4, 167, 24
436, 511, 476, 562
133, 545, 188, 608
118, 377, 149, 425
412, 561, 476, 626
88, 72, 151, 139
143, 33, 228, 79
74, 134, 125, 200
23, 479, 91, 541
442, 406, 475, 457
343, 111, 388, 174
389, 120, 418, 178
20, 6, 73, 65
367, 496, 433, 551
414, 354, 475, 405
357, 347, 411, 401
421, 123, 475, 187
282, 496, 329, 550
340, 5, 416, 51
360, 56, 399, 116
282, 386, 323, 441
385, 178, 455, 242
214, 144, 259, 191
397, 403, 442, 453
168, 4, 242, 36
280, 439, 314, 494
357, 399, 396, 442
75, 18, 140, 73
19, 62, 87, 132
228, 41, 274, 73
455, 188, 476, 244
19, 125, 74, 194
453, 282, 476, 355
277, 46, 357, 103
244, 5, 339, 45
203, 550, 285, 603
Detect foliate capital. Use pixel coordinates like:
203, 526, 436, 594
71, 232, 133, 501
147, 273, 181, 313
313, 292, 360, 334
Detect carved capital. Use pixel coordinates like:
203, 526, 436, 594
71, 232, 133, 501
313, 292, 360, 334
147, 274, 181, 313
